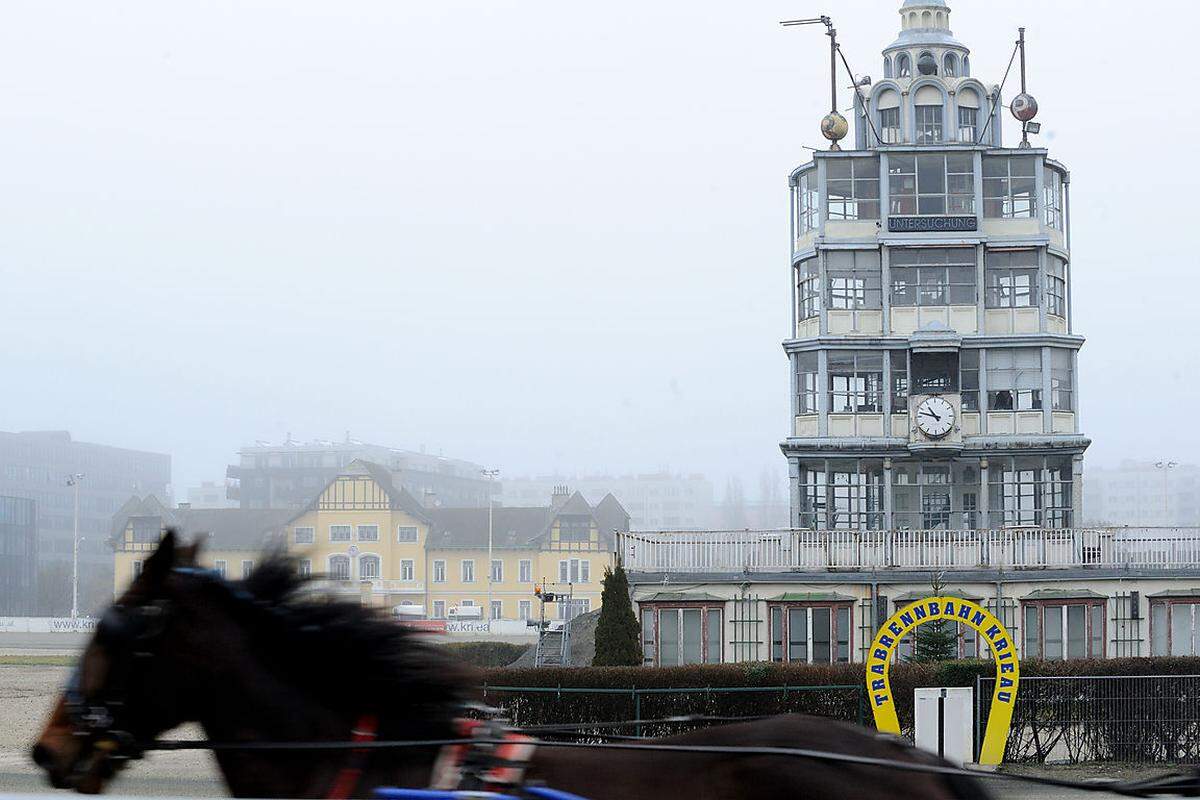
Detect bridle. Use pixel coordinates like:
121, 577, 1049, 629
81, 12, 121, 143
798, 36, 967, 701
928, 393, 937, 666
63, 597, 173, 765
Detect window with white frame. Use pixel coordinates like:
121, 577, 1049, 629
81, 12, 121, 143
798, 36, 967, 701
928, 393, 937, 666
826, 158, 880, 220
294, 526, 314, 545
461, 560, 475, 583
1050, 349, 1074, 412
558, 558, 590, 584
329, 555, 350, 580
518, 559, 532, 583
986, 348, 1042, 411
298, 559, 312, 577
1044, 167, 1064, 230
642, 605, 723, 666
397, 526, 419, 543
891, 351, 909, 413
795, 170, 818, 235
400, 559, 415, 582
490, 600, 503, 621
1023, 600, 1104, 659
983, 155, 1037, 218
890, 247, 976, 307
985, 250, 1039, 309
796, 257, 820, 321
957, 106, 977, 142
558, 598, 591, 621
432, 600, 446, 620
356, 524, 379, 542
915, 104, 943, 144
960, 350, 980, 412
879, 106, 901, 144
213, 560, 227, 579
461, 599, 475, 607
1152, 599, 1200, 656
988, 455, 1073, 528
892, 461, 980, 531
519, 600, 532, 621
828, 351, 883, 414
241, 560, 254, 579
329, 524, 351, 542
828, 462, 885, 530
432, 560, 446, 583
796, 352, 819, 414
132, 560, 143, 579
359, 555, 380, 580
1047, 257, 1067, 318
826, 250, 882, 310
769, 603, 851, 663
889, 154, 974, 216
490, 559, 503, 583
796, 464, 827, 529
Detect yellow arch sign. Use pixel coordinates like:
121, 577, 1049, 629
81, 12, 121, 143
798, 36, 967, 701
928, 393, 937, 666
865, 596, 1019, 766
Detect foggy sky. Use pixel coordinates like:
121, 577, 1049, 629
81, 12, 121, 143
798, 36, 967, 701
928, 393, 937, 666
1, 0, 1195, 500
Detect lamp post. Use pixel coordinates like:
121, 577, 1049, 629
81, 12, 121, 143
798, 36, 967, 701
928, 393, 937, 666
1155, 461, 1178, 525
66, 473, 85, 619
481, 468, 500, 626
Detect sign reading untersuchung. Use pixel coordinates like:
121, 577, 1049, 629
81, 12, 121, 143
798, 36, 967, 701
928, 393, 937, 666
888, 216, 978, 232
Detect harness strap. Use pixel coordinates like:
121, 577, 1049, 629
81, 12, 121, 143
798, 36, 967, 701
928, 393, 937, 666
325, 715, 379, 800
429, 719, 537, 792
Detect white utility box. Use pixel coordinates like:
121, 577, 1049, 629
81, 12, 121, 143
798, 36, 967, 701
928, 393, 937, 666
914, 687, 974, 767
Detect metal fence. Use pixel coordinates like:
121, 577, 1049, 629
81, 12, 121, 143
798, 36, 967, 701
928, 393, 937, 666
979, 674, 1200, 764
617, 527, 1200, 573
480, 684, 865, 738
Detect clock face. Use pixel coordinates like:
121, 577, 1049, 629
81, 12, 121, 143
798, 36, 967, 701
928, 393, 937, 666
916, 396, 955, 439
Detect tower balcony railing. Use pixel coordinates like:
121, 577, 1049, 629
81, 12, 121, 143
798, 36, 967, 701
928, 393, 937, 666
616, 528, 1200, 573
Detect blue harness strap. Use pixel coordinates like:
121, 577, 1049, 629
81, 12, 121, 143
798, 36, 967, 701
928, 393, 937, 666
374, 787, 592, 800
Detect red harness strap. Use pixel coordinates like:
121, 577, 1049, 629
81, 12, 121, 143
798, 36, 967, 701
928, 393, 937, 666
429, 719, 537, 791
325, 714, 379, 800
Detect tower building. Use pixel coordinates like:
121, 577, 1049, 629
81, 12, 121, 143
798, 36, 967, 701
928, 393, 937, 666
783, 0, 1086, 531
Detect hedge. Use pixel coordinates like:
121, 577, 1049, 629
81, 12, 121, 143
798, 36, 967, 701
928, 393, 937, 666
477, 657, 1200, 742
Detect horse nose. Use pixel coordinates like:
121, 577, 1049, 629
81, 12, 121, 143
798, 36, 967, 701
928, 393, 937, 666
31, 741, 55, 769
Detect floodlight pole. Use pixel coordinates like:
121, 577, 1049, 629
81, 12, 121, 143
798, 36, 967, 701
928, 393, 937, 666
67, 474, 84, 619
482, 468, 500, 626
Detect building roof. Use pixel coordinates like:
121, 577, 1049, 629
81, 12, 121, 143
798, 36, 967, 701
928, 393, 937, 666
426, 506, 553, 549
352, 460, 432, 522
769, 591, 856, 603
1021, 588, 1107, 600
592, 493, 631, 534
109, 497, 291, 552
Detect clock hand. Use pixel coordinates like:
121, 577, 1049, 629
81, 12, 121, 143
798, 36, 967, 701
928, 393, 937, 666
919, 410, 941, 421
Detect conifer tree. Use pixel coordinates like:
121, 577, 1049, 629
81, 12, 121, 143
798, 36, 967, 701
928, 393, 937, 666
909, 572, 959, 663
592, 563, 642, 666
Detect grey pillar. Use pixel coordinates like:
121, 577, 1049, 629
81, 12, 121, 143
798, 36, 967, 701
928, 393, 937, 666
818, 349, 829, 437
979, 458, 990, 531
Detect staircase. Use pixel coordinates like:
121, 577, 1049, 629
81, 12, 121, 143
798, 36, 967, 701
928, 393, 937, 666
534, 628, 566, 667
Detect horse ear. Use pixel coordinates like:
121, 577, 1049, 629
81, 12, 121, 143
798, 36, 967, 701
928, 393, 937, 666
142, 529, 178, 584
177, 537, 203, 567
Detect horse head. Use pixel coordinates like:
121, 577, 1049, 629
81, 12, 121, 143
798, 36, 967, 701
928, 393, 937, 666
32, 531, 202, 793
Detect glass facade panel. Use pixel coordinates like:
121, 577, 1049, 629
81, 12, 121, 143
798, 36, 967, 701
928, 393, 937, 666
827, 250, 882, 309
828, 351, 884, 413
681, 609, 703, 665
1152, 603, 1168, 656
796, 352, 819, 414
812, 607, 832, 663
788, 607, 808, 662
1067, 604, 1087, 659
892, 461, 980, 530
985, 250, 1039, 309
889, 155, 974, 217
960, 350, 980, 411
984, 155, 1038, 218
706, 609, 722, 664
915, 105, 943, 144
986, 348, 1042, 411
1044, 605, 1064, 659
826, 158, 880, 220
795, 170, 818, 235
797, 257, 820, 321
1048, 257, 1067, 318
1171, 604, 1192, 657
891, 351, 909, 413
659, 611, 680, 666
891, 247, 976, 306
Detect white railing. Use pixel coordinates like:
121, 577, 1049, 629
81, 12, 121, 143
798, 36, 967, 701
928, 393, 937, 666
616, 528, 1200, 573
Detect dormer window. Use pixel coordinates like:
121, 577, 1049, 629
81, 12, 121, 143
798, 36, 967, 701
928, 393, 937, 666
963, 56, 971, 76
896, 53, 911, 78
943, 53, 958, 77
884, 56, 893, 79
917, 51, 938, 76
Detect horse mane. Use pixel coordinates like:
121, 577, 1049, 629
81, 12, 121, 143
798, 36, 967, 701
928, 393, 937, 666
207, 553, 476, 735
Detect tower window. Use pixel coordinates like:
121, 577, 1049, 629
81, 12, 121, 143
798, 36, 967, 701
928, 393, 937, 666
915, 105, 943, 144
884, 57, 893, 79
888, 154, 974, 215
960, 350, 980, 412
794, 170, 818, 235
943, 53, 958, 77
828, 351, 884, 414
1050, 349, 1074, 412
985, 249, 1039, 309
826, 250, 882, 310
891, 351, 909, 413
911, 351, 959, 394
957, 106, 978, 142
878, 107, 901, 144
890, 247, 976, 307
986, 348, 1042, 411
1047, 257, 1067, 319
1044, 167, 1065, 230
796, 257, 820, 322
983, 155, 1038, 218
826, 157, 880, 220
796, 352, 819, 414
896, 54, 911, 78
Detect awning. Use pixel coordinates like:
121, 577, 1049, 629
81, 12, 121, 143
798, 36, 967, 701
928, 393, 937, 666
768, 592, 856, 603
1021, 588, 1106, 600
638, 592, 725, 603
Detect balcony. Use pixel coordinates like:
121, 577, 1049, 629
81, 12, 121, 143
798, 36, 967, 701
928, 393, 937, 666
616, 528, 1200, 574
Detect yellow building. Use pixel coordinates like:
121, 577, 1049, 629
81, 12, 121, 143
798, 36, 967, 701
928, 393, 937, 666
110, 496, 292, 591
280, 461, 626, 621
111, 461, 628, 623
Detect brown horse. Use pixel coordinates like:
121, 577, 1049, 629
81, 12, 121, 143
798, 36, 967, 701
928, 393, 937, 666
33, 532, 990, 799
